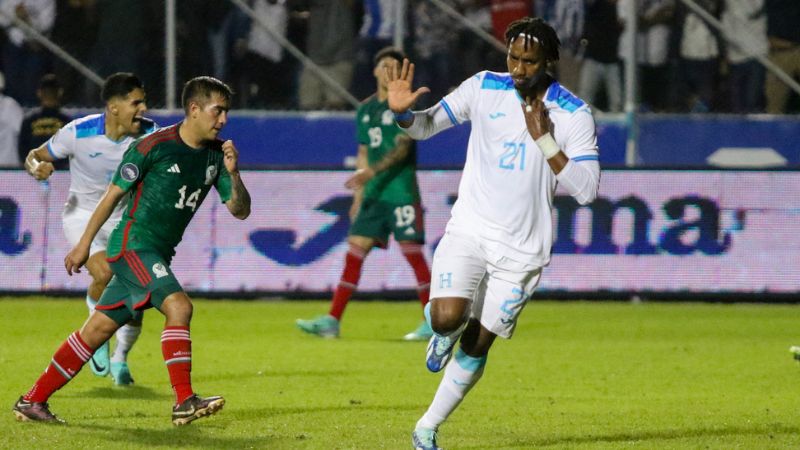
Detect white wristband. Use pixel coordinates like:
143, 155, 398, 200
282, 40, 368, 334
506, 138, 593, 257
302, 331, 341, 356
535, 133, 560, 159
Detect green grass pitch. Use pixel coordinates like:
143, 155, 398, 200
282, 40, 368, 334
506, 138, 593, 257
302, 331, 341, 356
1, 297, 799, 449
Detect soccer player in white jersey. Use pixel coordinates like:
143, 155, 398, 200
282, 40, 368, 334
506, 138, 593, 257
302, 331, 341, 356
387, 17, 601, 450
23, 73, 155, 385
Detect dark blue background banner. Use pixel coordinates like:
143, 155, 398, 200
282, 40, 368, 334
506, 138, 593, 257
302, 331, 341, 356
146, 112, 799, 168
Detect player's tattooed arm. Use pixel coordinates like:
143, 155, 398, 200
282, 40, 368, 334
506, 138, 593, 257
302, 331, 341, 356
371, 134, 411, 173
222, 140, 251, 220
226, 171, 251, 220
344, 136, 411, 190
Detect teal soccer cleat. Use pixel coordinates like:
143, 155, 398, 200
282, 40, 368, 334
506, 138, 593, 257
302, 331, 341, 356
426, 334, 456, 373
89, 341, 110, 377
296, 314, 340, 338
412, 427, 442, 450
110, 361, 134, 385
404, 320, 434, 341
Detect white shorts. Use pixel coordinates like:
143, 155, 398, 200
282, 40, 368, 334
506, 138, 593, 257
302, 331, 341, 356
62, 206, 119, 257
429, 230, 542, 339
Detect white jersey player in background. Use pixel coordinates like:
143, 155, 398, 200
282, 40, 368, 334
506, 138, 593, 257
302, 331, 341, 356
387, 17, 601, 450
24, 72, 155, 385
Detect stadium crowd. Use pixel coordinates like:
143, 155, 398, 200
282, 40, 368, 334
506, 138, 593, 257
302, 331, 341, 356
0, 0, 797, 129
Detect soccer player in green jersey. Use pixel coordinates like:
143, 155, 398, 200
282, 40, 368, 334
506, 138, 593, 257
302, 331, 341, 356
296, 47, 433, 340
13, 76, 252, 426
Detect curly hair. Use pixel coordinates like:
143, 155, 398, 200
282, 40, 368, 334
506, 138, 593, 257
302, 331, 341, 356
504, 17, 561, 63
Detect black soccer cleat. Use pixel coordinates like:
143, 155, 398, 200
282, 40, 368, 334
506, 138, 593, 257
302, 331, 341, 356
12, 396, 65, 424
171, 394, 225, 426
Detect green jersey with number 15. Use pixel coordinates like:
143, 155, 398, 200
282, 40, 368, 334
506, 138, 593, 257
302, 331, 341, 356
107, 124, 232, 262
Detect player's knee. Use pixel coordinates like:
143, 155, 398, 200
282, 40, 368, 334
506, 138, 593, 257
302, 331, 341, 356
430, 298, 468, 333
161, 294, 193, 324
91, 265, 113, 286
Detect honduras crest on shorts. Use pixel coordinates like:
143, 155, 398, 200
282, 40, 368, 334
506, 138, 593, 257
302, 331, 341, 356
205, 165, 217, 185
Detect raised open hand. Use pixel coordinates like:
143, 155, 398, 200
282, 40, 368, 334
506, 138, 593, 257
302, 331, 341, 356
385, 58, 430, 114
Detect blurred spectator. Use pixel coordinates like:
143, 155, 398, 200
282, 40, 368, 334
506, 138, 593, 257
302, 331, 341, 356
0, 0, 55, 106
454, 0, 504, 82
722, 0, 767, 113
0, 72, 23, 167
542, 0, 584, 92
676, 0, 720, 112
232, 0, 293, 109
205, 2, 237, 81
87, 0, 145, 106
578, 0, 623, 112
765, 0, 800, 114
298, 0, 356, 110
411, 0, 459, 108
490, 0, 532, 41
18, 73, 70, 170
352, 0, 405, 100
618, 0, 676, 112
175, 0, 214, 85
51, 0, 97, 106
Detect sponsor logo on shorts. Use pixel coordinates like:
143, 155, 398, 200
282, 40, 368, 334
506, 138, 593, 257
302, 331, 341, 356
152, 262, 169, 278
120, 163, 139, 182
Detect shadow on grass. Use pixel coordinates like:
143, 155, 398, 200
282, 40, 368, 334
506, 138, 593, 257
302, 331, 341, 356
225, 402, 421, 420
63, 385, 169, 400
196, 369, 353, 383
461, 423, 800, 449
76, 422, 273, 448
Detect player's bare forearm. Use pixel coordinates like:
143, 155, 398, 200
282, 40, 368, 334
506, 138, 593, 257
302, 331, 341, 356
81, 185, 125, 247
226, 171, 251, 220
66, 184, 125, 274
371, 136, 411, 173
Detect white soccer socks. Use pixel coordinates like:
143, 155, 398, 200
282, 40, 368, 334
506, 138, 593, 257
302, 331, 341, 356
112, 324, 142, 363
417, 348, 487, 430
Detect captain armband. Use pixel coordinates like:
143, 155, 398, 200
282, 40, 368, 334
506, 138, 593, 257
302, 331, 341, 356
535, 133, 560, 159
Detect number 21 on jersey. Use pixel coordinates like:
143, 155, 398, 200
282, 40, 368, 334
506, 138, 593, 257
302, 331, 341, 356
499, 141, 526, 171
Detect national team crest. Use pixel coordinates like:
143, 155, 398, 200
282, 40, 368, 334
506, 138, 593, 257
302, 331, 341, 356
120, 163, 139, 182
152, 263, 168, 279
382, 110, 394, 125
205, 165, 217, 185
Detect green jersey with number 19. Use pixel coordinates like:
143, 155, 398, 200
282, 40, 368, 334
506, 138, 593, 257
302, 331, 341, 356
107, 124, 233, 262
356, 96, 420, 204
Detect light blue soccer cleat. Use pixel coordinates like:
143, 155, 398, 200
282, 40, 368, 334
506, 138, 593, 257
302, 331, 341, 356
412, 427, 442, 450
426, 334, 456, 373
90, 341, 110, 377
110, 361, 134, 385
404, 320, 434, 341
296, 314, 340, 338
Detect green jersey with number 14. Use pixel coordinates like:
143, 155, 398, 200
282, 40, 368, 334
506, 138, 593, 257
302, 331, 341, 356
107, 124, 232, 262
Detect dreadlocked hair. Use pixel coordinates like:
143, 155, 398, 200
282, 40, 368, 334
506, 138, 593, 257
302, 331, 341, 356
504, 17, 561, 63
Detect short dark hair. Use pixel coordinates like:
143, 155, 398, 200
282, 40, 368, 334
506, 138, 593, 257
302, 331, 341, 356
38, 74, 61, 93
101, 72, 144, 102
181, 76, 233, 113
373, 46, 405, 66
504, 17, 561, 63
